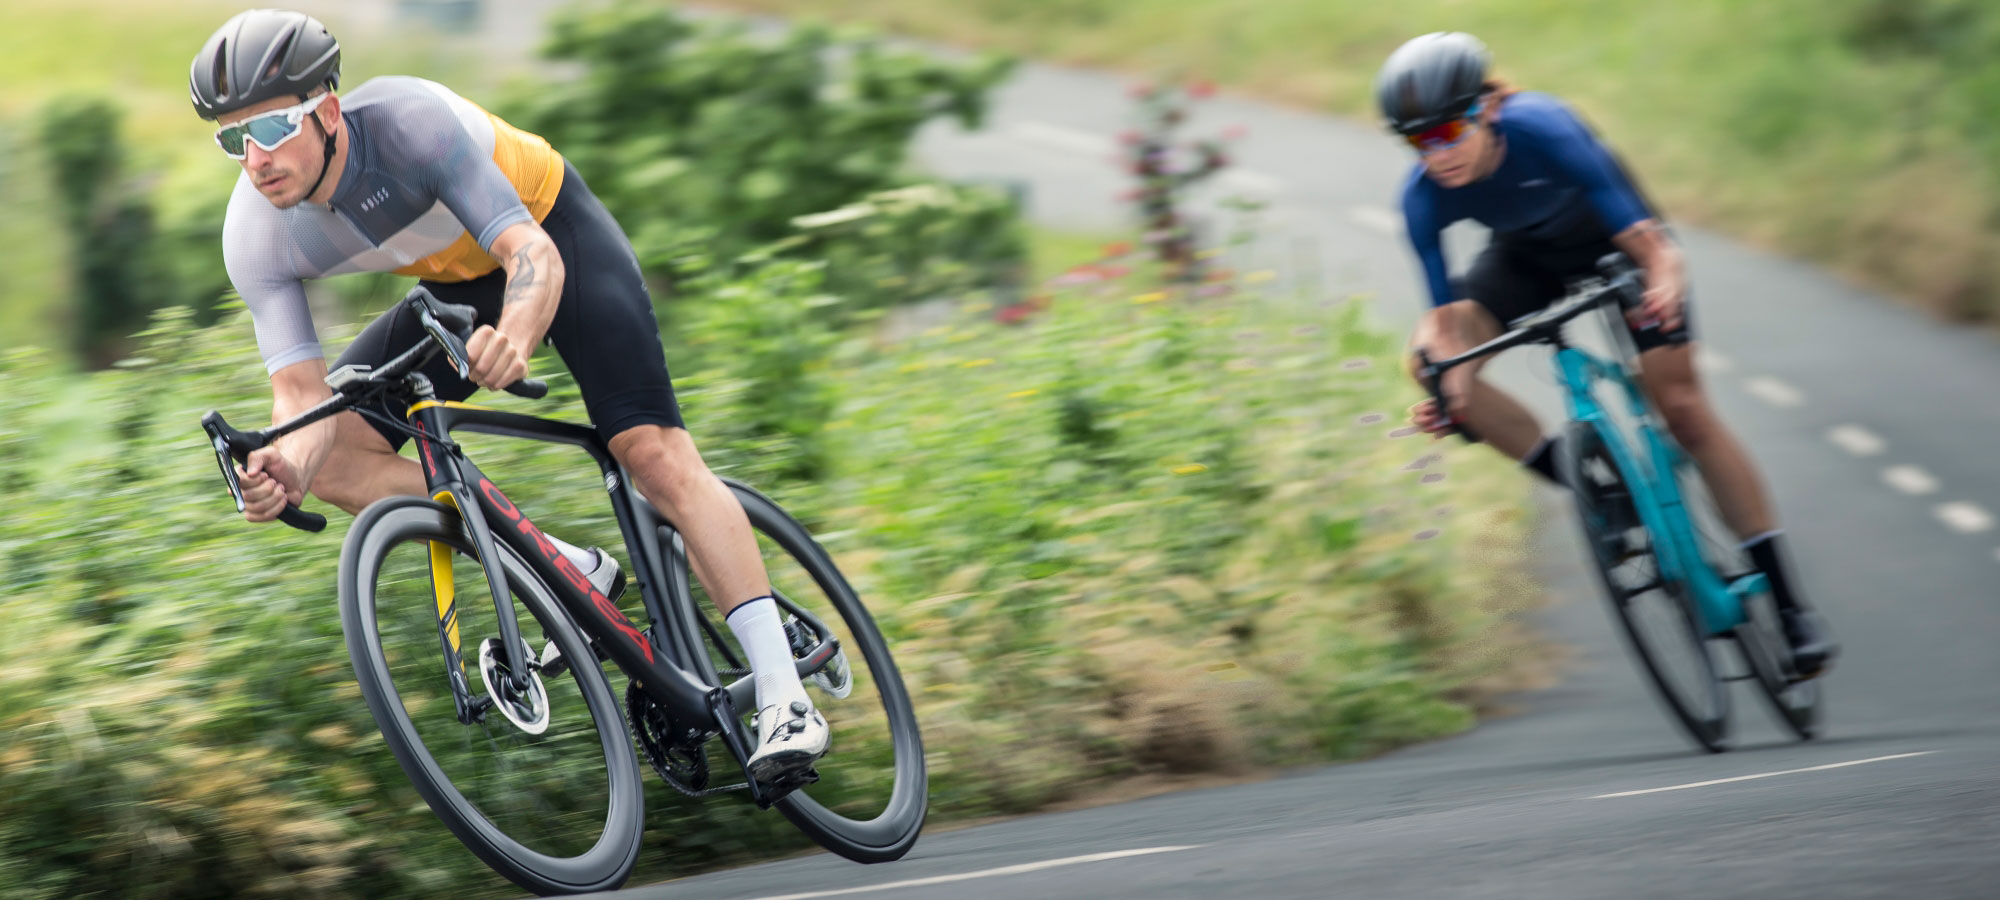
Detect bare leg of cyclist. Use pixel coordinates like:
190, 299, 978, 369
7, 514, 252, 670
1407, 301, 1549, 463
609, 424, 828, 775
1637, 342, 1836, 671
1633, 343, 1773, 536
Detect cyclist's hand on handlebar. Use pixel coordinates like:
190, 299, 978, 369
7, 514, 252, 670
237, 446, 305, 524
1410, 397, 1452, 439
1411, 366, 1474, 439
1629, 267, 1687, 334
465, 325, 531, 392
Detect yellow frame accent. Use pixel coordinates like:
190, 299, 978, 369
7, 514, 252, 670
406, 399, 498, 416
428, 490, 463, 666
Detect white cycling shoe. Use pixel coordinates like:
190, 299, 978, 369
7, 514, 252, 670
746, 699, 831, 783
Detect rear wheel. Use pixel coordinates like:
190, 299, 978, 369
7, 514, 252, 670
1560, 421, 1731, 752
339, 496, 645, 896
669, 480, 927, 863
1676, 464, 1824, 741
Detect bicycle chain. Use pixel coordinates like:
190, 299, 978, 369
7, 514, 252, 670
625, 680, 749, 797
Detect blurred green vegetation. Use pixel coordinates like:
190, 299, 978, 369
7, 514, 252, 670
713, 0, 2000, 321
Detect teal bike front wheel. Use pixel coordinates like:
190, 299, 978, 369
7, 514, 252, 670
1560, 420, 1731, 752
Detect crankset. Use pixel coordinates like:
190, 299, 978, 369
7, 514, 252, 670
626, 680, 747, 797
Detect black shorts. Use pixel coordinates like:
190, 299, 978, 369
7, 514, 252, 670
1453, 237, 1694, 352
334, 159, 683, 451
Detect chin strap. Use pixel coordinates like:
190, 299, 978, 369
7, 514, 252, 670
301, 113, 338, 202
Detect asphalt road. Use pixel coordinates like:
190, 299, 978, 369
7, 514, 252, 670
309, 5, 2000, 897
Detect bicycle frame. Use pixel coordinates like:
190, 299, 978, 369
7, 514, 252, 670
404, 398, 835, 804
1550, 339, 1768, 637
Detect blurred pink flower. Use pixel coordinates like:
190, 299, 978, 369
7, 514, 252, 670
1222, 124, 1250, 140
1188, 80, 1218, 98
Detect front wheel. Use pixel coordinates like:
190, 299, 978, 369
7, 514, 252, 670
339, 496, 645, 896
671, 480, 927, 863
1560, 420, 1731, 753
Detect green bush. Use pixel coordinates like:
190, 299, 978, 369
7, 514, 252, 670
503, 1, 1019, 293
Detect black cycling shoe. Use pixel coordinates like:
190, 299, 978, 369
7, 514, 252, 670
1779, 608, 1838, 679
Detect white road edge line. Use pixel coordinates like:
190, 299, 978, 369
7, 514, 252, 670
1882, 465, 1940, 496
1009, 120, 1116, 156
1936, 502, 1995, 534
1827, 424, 1886, 457
734, 846, 1206, 900
1589, 752, 1935, 800
1349, 206, 1402, 236
1742, 376, 1805, 408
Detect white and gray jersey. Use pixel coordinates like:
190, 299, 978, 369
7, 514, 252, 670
221, 75, 565, 373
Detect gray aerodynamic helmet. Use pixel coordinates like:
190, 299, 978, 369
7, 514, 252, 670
189, 9, 341, 121
1374, 31, 1491, 135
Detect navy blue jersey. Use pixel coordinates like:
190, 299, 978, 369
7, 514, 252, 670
1400, 92, 1654, 307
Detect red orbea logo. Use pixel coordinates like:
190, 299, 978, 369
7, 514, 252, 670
480, 478, 653, 663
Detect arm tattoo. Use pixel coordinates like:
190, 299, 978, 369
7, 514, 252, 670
503, 247, 539, 306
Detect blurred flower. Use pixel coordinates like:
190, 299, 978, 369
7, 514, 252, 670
995, 303, 1035, 325
1222, 124, 1250, 140
1133, 292, 1169, 304
1189, 80, 1217, 98
1102, 241, 1134, 258
1243, 270, 1277, 285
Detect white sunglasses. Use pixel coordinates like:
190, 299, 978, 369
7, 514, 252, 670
213, 93, 329, 160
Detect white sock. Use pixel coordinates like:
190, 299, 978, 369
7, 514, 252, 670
546, 534, 600, 571
725, 596, 812, 715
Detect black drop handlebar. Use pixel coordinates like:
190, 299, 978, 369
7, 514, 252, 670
1413, 253, 1647, 445
198, 286, 549, 532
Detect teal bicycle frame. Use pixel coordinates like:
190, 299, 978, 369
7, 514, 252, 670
1551, 338, 1767, 637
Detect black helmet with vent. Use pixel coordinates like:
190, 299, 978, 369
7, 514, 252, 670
1375, 32, 1490, 136
189, 9, 341, 121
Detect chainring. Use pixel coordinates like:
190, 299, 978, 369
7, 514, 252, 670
625, 679, 747, 797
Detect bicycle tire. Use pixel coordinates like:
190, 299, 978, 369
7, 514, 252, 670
1560, 420, 1731, 753
1736, 593, 1823, 741
1669, 451, 1824, 743
339, 496, 645, 896
670, 480, 927, 863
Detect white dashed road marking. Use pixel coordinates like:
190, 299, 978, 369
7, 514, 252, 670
1935, 502, 1995, 534
1742, 376, 1804, 408
1589, 752, 1936, 800
1882, 465, 1940, 496
737, 846, 1206, 900
1827, 425, 1886, 457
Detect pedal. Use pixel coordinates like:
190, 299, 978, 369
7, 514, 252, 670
753, 766, 821, 808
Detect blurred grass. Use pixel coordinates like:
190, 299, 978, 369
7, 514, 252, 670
709, 0, 2000, 321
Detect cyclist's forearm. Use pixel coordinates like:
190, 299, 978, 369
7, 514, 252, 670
1612, 219, 1683, 279
491, 225, 565, 345
269, 361, 340, 489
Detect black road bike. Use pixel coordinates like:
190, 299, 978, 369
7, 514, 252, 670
200, 288, 927, 895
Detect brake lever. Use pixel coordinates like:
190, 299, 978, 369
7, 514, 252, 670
1413, 347, 1482, 445
199, 410, 327, 533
